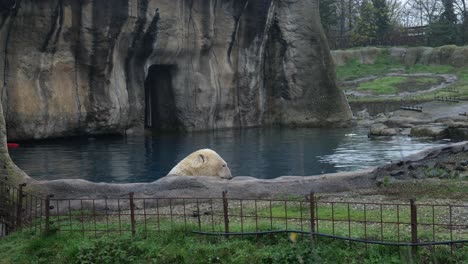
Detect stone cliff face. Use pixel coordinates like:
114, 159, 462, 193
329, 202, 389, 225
0, 0, 352, 140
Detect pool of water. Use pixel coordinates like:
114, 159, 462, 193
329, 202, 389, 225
9, 128, 447, 183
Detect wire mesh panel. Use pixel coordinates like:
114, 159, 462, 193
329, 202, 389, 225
0, 179, 45, 237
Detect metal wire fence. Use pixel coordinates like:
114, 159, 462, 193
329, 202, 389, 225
1, 178, 467, 252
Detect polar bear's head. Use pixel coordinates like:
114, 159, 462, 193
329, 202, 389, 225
167, 149, 232, 179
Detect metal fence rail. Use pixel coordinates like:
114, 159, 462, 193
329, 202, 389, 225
0, 178, 45, 237
1, 178, 467, 252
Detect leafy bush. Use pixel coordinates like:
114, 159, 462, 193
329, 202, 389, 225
75, 237, 144, 264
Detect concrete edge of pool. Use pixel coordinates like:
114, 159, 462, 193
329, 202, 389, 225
12, 141, 464, 200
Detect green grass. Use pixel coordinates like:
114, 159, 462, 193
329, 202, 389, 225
356, 76, 405, 94
1, 228, 467, 264
336, 49, 468, 102
373, 179, 468, 201
413, 77, 441, 85
336, 52, 402, 81
354, 76, 443, 95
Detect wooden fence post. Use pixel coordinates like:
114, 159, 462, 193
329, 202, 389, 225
129, 192, 136, 237
45, 194, 54, 234
410, 199, 418, 255
222, 191, 229, 239
310, 192, 315, 239
16, 183, 26, 230
309, 192, 318, 262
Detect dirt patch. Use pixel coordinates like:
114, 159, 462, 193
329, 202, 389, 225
395, 76, 444, 93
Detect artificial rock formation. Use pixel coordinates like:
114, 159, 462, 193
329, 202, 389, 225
0, 0, 351, 141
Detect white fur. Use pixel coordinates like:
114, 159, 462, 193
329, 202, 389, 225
168, 149, 232, 179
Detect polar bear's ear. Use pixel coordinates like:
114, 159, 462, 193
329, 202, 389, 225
196, 154, 207, 166
198, 154, 205, 163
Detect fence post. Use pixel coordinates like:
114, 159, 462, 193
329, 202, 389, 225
222, 191, 229, 239
309, 192, 315, 238
129, 192, 136, 237
45, 194, 53, 234
16, 183, 26, 230
309, 192, 318, 262
410, 198, 418, 255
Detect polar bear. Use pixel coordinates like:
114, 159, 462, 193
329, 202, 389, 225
167, 149, 232, 179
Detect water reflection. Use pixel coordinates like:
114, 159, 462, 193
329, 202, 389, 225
319, 132, 446, 171
9, 128, 445, 183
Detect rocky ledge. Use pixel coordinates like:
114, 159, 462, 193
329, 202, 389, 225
361, 101, 468, 140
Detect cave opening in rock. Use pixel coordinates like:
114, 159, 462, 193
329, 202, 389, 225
144, 65, 180, 130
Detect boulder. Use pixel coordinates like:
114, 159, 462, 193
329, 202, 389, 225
448, 128, 468, 140
356, 109, 370, 119
429, 119, 468, 140
385, 116, 431, 128
410, 124, 449, 139
369, 123, 398, 136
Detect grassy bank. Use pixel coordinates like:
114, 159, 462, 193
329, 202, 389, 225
1, 229, 467, 264
336, 50, 468, 102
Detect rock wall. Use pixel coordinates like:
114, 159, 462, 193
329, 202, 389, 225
332, 45, 468, 67
0, 0, 352, 141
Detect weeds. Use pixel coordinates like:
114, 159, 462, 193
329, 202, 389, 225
1, 230, 467, 264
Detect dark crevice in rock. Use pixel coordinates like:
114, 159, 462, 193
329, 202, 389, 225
123, 0, 149, 129
209, 2, 221, 129
71, 0, 83, 131
187, 0, 197, 84
87, 0, 129, 131
200, 0, 211, 56
105, 0, 129, 77
41, 0, 63, 53
0, 0, 16, 21
88, 1, 110, 126
227, 0, 248, 66
137, 9, 159, 61
264, 19, 288, 100
126, 0, 149, 61
106, 1, 128, 131
212, 0, 217, 20
211, 49, 222, 129
238, 0, 271, 48
1, 0, 20, 122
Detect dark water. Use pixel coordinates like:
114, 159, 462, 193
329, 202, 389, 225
9, 128, 446, 183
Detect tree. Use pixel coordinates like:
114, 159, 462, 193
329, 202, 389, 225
320, 0, 339, 34
455, 0, 468, 44
352, 0, 378, 46
407, 0, 443, 26
318, 0, 361, 48
428, 0, 458, 45
372, 0, 391, 44
386, 0, 404, 25
440, 0, 458, 24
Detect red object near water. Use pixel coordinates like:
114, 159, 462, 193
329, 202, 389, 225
7, 143, 19, 148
